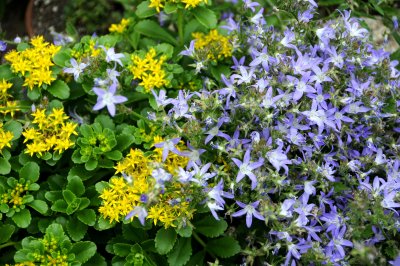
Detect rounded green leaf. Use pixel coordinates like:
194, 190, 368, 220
136, 1, 158, 18
193, 7, 217, 29
206, 236, 241, 258
135, 20, 177, 45
19, 162, 40, 182
193, 216, 227, 238
28, 199, 48, 214
155, 227, 177, 255
167, 238, 192, 266
3, 120, 23, 140
77, 209, 96, 226
67, 175, 85, 196
47, 80, 70, 99
0, 224, 15, 244
67, 218, 88, 241
0, 157, 11, 175
70, 241, 96, 263
12, 209, 32, 228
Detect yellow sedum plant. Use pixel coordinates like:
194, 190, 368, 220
192, 29, 233, 61
22, 108, 78, 156
99, 142, 196, 228
4, 36, 60, 90
129, 48, 169, 93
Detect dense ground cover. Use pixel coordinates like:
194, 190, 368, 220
0, 0, 400, 265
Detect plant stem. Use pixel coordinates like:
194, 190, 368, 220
192, 231, 206, 248
177, 9, 185, 47
0, 242, 17, 250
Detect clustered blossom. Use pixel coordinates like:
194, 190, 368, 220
149, 0, 400, 264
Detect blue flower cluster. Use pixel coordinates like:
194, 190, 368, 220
151, 0, 400, 264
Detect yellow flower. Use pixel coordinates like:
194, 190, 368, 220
0, 123, 14, 151
149, 0, 164, 12
192, 29, 233, 61
5, 35, 60, 90
129, 48, 168, 93
23, 108, 77, 156
181, 0, 207, 9
109, 18, 130, 34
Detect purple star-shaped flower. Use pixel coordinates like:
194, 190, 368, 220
232, 200, 265, 228
154, 137, 182, 161
63, 58, 88, 81
126, 206, 148, 225
93, 82, 127, 117
232, 149, 264, 189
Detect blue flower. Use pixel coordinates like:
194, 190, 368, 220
92, 82, 127, 117
0, 41, 7, 52
126, 206, 148, 225
231, 200, 264, 228
154, 137, 182, 161
232, 149, 264, 189
63, 58, 88, 81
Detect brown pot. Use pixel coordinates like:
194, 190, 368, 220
25, 0, 34, 38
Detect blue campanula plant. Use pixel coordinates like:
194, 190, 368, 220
147, 0, 400, 264
0, 0, 400, 265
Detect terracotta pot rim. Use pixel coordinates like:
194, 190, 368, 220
25, 0, 34, 38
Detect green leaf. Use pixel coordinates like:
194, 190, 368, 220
164, 3, 177, 14
28, 200, 48, 214
19, 162, 40, 182
67, 175, 85, 196
95, 181, 109, 194
85, 159, 98, 171
0, 224, 15, 244
53, 50, 71, 67
122, 224, 148, 242
77, 209, 96, 226
12, 209, 31, 228
0, 157, 11, 175
70, 241, 97, 263
135, 20, 177, 45
155, 228, 177, 255
95, 115, 115, 130
51, 199, 68, 213
115, 134, 135, 151
167, 238, 192, 266
104, 150, 123, 161
63, 189, 76, 204
136, 1, 157, 18
206, 236, 240, 258
47, 80, 70, 99
27, 87, 41, 100
96, 216, 115, 230
186, 251, 205, 266
0, 64, 14, 80
67, 218, 88, 241
3, 120, 23, 140
194, 216, 227, 238
193, 7, 217, 29
176, 226, 192, 237
113, 243, 132, 256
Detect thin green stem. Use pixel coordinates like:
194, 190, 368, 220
130, 110, 147, 121
0, 242, 17, 250
192, 231, 206, 248
177, 9, 185, 47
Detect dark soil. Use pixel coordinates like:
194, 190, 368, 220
31, 0, 69, 40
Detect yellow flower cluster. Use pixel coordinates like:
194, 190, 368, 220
30, 237, 69, 266
149, 0, 207, 12
0, 123, 14, 151
0, 183, 28, 208
0, 79, 20, 117
109, 18, 130, 34
129, 48, 168, 93
22, 108, 78, 156
4, 36, 60, 90
192, 29, 233, 61
99, 143, 194, 228
99, 177, 141, 223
